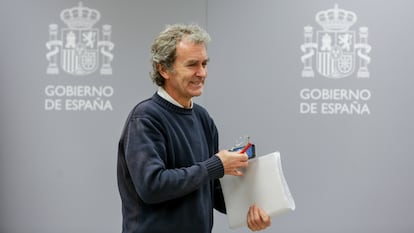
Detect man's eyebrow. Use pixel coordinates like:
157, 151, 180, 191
184, 58, 210, 64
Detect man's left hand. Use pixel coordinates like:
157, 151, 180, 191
247, 204, 271, 231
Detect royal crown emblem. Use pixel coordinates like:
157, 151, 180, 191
46, 2, 114, 76
301, 4, 371, 79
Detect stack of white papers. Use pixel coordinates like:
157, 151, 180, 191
220, 151, 295, 229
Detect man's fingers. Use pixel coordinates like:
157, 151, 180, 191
247, 205, 260, 231
259, 208, 271, 227
218, 150, 249, 176
247, 205, 271, 231
232, 169, 244, 176
247, 206, 256, 231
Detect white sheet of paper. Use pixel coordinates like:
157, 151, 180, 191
219, 151, 295, 229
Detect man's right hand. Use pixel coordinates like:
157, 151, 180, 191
216, 150, 248, 176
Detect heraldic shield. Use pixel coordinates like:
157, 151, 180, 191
46, 2, 114, 76
61, 28, 99, 75
316, 31, 356, 78
300, 4, 371, 79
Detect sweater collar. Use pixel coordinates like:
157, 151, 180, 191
157, 87, 193, 109
152, 93, 194, 115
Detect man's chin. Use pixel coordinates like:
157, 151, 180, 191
190, 87, 204, 97
191, 91, 203, 97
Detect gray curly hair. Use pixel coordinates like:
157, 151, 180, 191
150, 24, 211, 86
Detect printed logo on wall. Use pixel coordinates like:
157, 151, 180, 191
46, 2, 114, 75
299, 4, 372, 115
44, 2, 115, 111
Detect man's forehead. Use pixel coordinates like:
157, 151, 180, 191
176, 41, 208, 61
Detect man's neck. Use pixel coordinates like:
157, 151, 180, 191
157, 87, 193, 109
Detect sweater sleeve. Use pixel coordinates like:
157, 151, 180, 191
203, 154, 224, 179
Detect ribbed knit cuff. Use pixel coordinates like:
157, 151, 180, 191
205, 155, 224, 179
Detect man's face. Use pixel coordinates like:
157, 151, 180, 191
161, 38, 209, 108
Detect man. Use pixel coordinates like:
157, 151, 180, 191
117, 24, 270, 233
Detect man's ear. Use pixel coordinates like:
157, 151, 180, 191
157, 64, 170, 80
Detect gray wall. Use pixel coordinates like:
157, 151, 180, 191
1, 0, 413, 233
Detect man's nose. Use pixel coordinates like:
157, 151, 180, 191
196, 65, 207, 77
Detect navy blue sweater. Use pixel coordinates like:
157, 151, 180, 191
117, 93, 226, 233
